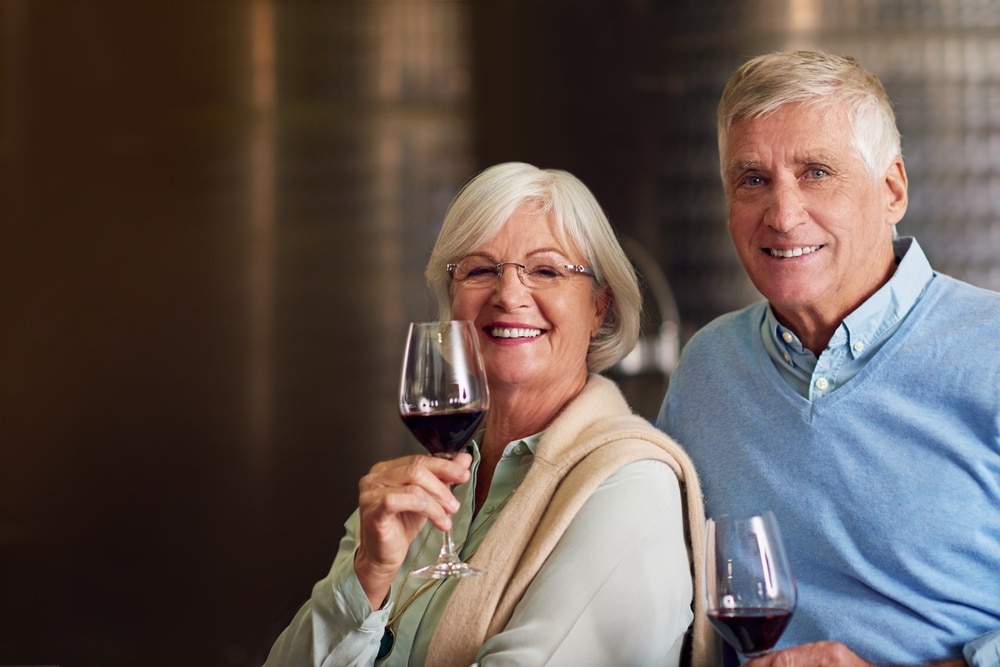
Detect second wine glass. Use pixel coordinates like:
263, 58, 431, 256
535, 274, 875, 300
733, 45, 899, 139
399, 320, 490, 579
704, 511, 797, 659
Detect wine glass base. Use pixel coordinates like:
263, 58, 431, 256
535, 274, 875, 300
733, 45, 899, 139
741, 649, 773, 659
410, 559, 487, 579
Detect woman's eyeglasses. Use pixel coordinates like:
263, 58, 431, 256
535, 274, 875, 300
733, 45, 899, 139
447, 255, 596, 290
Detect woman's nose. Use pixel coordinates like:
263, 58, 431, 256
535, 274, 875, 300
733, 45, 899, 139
493, 265, 531, 303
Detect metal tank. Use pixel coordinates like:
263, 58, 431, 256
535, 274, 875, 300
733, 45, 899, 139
631, 0, 1000, 340
1, 2, 475, 664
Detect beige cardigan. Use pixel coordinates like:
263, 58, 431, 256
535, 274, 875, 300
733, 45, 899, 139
426, 374, 713, 667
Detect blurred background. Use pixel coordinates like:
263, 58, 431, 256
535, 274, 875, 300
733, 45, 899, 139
2, 1, 999, 665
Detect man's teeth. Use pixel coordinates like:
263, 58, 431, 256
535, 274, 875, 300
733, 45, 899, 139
769, 245, 821, 258
490, 327, 542, 339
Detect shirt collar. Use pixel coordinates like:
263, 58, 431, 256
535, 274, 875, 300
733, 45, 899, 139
766, 236, 934, 358
839, 236, 932, 357
470, 431, 541, 459
503, 432, 541, 457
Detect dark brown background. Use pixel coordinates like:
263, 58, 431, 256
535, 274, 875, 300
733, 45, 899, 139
2, 1, 999, 665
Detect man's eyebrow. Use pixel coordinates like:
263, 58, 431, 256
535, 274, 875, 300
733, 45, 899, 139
794, 152, 837, 166
726, 161, 762, 177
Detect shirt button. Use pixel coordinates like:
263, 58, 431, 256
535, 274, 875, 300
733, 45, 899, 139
513, 444, 527, 455
853, 341, 865, 353
783, 353, 791, 363
782, 331, 794, 344
484, 504, 495, 514
815, 377, 830, 391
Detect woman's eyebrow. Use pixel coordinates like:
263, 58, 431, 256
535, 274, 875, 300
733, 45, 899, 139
524, 248, 570, 259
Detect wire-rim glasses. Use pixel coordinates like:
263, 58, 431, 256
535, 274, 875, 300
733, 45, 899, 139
447, 254, 596, 290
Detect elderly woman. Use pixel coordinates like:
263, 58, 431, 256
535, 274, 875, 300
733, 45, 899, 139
264, 162, 708, 667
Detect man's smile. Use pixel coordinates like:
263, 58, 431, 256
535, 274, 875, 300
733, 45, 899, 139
766, 245, 823, 259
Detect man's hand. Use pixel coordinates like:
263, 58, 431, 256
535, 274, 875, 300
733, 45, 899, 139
744, 641, 966, 667
744, 641, 874, 667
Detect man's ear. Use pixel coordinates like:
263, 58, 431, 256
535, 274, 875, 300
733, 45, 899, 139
884, 157, 909, 226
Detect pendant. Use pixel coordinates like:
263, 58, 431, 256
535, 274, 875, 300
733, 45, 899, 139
377, 626, 395, 661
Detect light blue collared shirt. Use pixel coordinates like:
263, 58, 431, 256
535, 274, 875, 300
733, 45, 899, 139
747, 237, 1000, 666
660, 236, 1000, 666
762, 236, 933, 400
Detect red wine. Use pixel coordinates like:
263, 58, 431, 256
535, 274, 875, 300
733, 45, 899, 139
707, 608, 792, 655
401, 410, 485, 456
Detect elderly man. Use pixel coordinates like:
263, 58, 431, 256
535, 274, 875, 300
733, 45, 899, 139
658, 50, 1000, 667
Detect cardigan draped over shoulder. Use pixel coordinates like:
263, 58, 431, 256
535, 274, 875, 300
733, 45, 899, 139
427, 374, 712, 667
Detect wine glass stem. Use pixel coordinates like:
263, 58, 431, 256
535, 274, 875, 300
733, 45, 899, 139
439, 528, 460, 562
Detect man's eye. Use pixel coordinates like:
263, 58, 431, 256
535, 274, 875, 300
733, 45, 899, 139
808, 168, 828, 179
742, 175, 764, 187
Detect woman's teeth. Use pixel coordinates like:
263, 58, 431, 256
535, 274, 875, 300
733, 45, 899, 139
490, 327, 542, 339
769, 245, 821, 258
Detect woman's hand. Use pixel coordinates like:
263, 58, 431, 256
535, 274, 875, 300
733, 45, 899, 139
353, 452, 472, 609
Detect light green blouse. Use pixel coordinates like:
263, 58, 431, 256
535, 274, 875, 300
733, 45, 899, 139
264, 433, 692, 666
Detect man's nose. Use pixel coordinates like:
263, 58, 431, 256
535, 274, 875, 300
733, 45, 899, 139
766, 182, 806, 232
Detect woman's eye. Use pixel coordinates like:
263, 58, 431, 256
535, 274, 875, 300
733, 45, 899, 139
466, 266, 496, 277
529, 266, 562, 279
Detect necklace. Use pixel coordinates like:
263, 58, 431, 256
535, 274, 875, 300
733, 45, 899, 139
376, 528, 439, 661
377, 578, 437, 660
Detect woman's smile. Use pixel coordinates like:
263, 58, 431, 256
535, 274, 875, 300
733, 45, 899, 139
486, 324, 544, 340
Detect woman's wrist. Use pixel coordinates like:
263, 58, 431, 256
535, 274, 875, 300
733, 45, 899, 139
353, 547, 397, 611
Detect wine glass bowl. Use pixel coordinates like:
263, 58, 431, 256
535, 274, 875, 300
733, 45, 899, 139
399, 320, 490, 579
704, 511, 797, 658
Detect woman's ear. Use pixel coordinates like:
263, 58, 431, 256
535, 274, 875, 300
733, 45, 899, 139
592, 286, 612, 337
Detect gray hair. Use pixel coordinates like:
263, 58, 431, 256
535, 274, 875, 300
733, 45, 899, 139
718, 50, 902, 183
426, 162, 641, 373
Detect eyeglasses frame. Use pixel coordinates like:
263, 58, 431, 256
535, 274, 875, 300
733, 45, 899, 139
446, 259, 596, 288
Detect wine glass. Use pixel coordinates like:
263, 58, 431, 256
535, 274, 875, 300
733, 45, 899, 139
399, 320, 490, 579
704, 511, 797, 659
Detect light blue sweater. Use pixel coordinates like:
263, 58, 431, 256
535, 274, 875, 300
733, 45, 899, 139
658, 246, 1000, 665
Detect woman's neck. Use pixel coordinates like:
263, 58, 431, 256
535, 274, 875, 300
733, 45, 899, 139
473, 374, 589, 509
